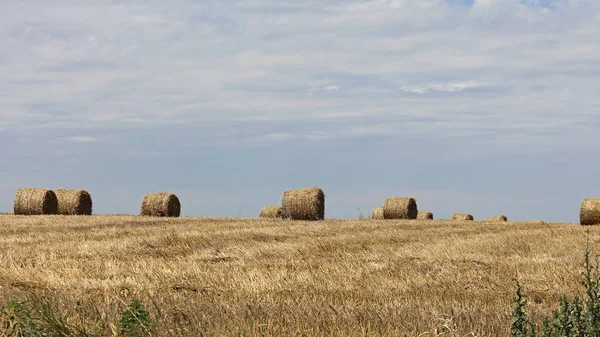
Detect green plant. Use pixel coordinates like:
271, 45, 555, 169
0, 299, 42, 337
357, 208, 367, 220
37, 296, 72, 336
512, 235, 600, 336
119, 299, 154, 337
511, 278, 535, 337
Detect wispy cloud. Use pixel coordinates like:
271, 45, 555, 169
63, 136, 97, 143
400, 81, 491, 94
0, 0, 597, 147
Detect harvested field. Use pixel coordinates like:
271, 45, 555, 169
0, 215, 591, 335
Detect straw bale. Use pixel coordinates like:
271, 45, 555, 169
487, 215, 508, 222
580, 199, 600, 226
13, 188, 58, 215
452, 213, 474, 221
281, 187, 325, 221
259, 206, 286, 219
140, 192, 181, 217
371, 207, 384, 220
55, 189, 92, 215
383, 198, 418, 219
417, 211, 434, 220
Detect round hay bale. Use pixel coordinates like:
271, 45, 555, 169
581, 199, 600, 226
417, 211, 434, 220
259, 206, 285, 219
452, 213, 474, 221
140, 192, 181, 217
55, 189, 92, 215
383, 198, 418, 219
371, 207, 384, 220
281, 187, 325, 221
526, 220, 547, 225
487, 215, 508, 222
13, 188, 58, 215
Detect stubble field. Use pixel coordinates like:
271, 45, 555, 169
0, 214, 595, 336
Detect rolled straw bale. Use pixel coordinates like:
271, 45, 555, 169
383, 198, 418, 219
417, 211, 434, 220
13, 188, 58, 215
452, 213, 474, 221
527, 220, 546, 225
580, 199, 600, 226
371, 207, 384, 220
281, 187, 325, 221
259, 206, 285, 219
487, 215, 508, 222
140, 192, 181, 217
55, 189, 92, 215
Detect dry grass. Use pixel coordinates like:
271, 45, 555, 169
55, 189, 93, 215
0, 215, 593, 336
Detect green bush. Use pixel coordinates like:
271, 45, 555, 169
512, 238, 600, 336
1, 299, 42, 337
119, 299, 154, 337
0, 296, 155, 337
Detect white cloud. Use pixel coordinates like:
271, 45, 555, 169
63, 136, 97, 143
0, 0, 597, 147
400, 81, 491, 94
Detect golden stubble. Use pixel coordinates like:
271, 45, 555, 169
0, 215, 595, 336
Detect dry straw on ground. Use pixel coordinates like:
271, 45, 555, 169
383, 198, 418, 219
13, 188, 58, 215
580, 199, 600, 226
487, 215, 508, 222
452, 213, 474, 221
0, 214, 588, 336
371, 207, 384, 220
140, 192, 181, 217
281, 187, 325, 221
417, 211, 434, 220
55, 189, 92, 215
259, 206, 286, 219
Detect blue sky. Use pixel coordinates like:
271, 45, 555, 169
1, 0, 598, 221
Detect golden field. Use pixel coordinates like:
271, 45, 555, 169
0, 214, 596, 336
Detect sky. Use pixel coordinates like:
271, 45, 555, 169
0, 0, 599, 222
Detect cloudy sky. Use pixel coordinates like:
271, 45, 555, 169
1, 0, 598, 221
